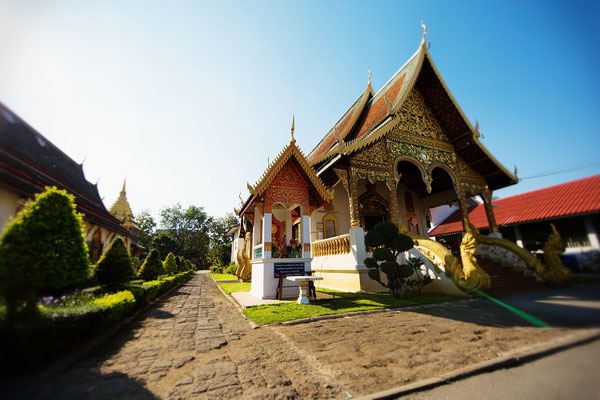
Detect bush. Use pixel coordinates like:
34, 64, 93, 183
93, 290, 136, 323
94, 238, 134, 289
226, 263, 238, 275
405, 256, 433, 295
364, 222, 414, 297
210, 265, 223, 274
163, 253, 178, 275
131, 257, 141, 274
0, 187, 90, 316
138, 249, 165, 281
185, 260, 194, 271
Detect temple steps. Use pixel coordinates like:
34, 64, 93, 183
476, 257, 547, 296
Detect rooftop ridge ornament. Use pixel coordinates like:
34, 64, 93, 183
421, 20, 427, 43
290, 114, 296, 145
368, 69, 372, 85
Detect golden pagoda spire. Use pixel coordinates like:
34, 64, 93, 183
290, 114, 296, 145
121, 178, 126, 195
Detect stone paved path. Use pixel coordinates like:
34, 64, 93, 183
4, 273, 591, 399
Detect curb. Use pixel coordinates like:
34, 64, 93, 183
211, 276, 259, 330
27, 272, 198, 381
355, 328, 600, 400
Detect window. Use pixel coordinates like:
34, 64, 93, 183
323, 213, 337, 238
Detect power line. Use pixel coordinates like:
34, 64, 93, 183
519, 160, 600, 180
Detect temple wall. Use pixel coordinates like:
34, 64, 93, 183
311, 183, 350, 242
0, 187, 21, 232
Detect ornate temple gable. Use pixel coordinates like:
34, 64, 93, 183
269, 162, 308, 189
390, 89, 453, 151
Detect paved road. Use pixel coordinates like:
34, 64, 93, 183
486, 283, 600, 328
404, 338, 600, 400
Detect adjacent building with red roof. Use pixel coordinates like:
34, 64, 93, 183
430, 175, 600, 268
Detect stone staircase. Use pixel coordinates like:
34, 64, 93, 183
477, 256, 547, 296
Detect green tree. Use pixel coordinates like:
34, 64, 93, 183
151, 231, 181, 260
207, 243, 232, 267
0, 187, 90, 316
163, 252, 178, 275
364, 222, 415, 298
135, 209, 156, 248
160, 203, 210, 264
138, 249, 165, 281
95, 237, 134, 289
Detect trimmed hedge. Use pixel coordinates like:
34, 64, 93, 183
94, 238, 134, 288
0, 271, 194, 373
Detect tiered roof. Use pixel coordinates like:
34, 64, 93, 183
307, 36, 517, 191
429, 175, 600, 236
0, 102, 131, 236
239, 128, 333, 216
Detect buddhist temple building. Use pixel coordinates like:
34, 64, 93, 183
0, 102, 136, 261
235, 29, 572, 298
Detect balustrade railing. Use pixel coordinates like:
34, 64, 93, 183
312, 234, 351, 257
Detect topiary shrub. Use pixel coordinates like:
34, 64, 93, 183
185, 260, 194, 271
138, 249, 165, 281
364, 222, 415, 297
131, 256, 141, 274
94, 237, 134, 289
0, 187, 90, 317
163, 253, 178, 275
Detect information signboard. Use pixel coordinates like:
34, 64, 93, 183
274, 262, 305, 278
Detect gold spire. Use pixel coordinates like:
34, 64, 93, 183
290, 114, 296, 145
109, 178, 135, 230
121, 178, 126, 195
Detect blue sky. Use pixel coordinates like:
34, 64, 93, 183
1, 1, 598, 222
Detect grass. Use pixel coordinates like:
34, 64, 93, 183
243, 290, 464, 325
211, 273, 239, 282
219, 282, 251, 295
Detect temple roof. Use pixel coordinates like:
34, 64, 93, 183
109, 180, 136, 230
0, 102, 132, 237
239, 134, 333, 216
307, 38, 517, 191
429, 174, 600, 236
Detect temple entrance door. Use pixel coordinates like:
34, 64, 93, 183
359, 183, 390, 231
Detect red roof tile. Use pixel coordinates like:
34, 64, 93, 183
353, 73, 406, 140
429, 174, 600, 236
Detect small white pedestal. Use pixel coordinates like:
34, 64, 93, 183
288, 276, 323, 304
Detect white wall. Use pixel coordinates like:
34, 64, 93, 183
0, 187, 21, 232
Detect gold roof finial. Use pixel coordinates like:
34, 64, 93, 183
421, 20, 428, 43
368, 69, 372, 84
121, 178, 126, 195
290, 114, 296, 145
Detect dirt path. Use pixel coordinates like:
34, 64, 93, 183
3, 272, 577, 399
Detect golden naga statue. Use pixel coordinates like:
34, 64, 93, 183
236, 232, 253, 282
400, 220, 490, 292
469, 223, 571, 285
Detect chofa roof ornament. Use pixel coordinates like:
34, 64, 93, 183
421, 20, 427, 43
290, 114, 296, 145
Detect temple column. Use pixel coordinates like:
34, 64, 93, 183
301, 212, 311, 258
457, 188, 472, 234
480, 189, 501, 237
348, 168, 366, 264
262, 212, 272, 259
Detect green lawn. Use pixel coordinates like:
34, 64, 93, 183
219, 282, 251, 295
243, 290, 464, 325
211, 273, 239, 282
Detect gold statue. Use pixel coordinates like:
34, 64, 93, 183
236, 232, 253, 282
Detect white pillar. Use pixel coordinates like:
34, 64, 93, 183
302, 214, 311, 258
349, 227, 367, 266
584, 217, 600, 250
253, 211, 262, 246
262, 213, 272, 259
514, 225, 524, 248
285, 209, 293, 244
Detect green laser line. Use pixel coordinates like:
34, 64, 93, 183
474, 289, 551, 328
